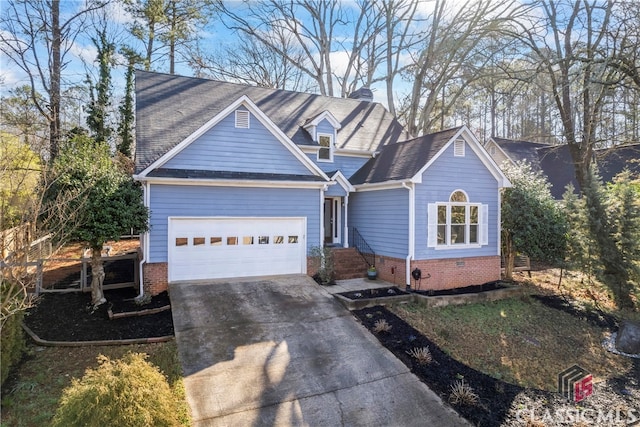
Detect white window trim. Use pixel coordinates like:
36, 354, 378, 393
317, 133, 334, 162
428, 196, 488, 250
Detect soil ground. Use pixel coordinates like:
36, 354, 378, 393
24, 287, 173, 341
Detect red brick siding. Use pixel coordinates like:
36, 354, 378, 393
143, 262, 168, 295
360, 254, 500, 290
410, 256, 500, 290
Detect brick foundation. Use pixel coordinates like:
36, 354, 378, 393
143, 262, 168, 295
367, 254, 501, 290
146, 254, 499, 294
410, 256, 501, 290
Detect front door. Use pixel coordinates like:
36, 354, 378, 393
324, 198, 340, 245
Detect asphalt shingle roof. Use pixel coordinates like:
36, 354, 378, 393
491, 137, 551, 170
147, 169, 327, 182
349, 127, 462, 184
493, 138, 640, 199
135, 71, 409, 174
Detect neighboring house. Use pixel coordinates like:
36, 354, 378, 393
486, 137, 640, 199
134, 71, 510, 295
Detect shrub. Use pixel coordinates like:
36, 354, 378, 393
449, 379, 479, 405
309, 246, 335, 285
373, 319, 392, 333
51, 353, 181, 427
407, 346, 433, 365
0, 308, 25, 386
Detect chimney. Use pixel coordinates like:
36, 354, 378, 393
348, 87, 373, 102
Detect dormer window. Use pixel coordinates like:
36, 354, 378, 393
318, 133, 333, 162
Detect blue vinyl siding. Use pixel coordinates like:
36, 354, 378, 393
308, 154, 369, 178
316, 119, 335, 137
326, 183, 347, 197
162, 109, 312, 176
415, 142, 500, 260
148, 184, 321, 262
349, 188, 409, 259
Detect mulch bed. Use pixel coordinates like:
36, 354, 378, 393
337, 286, 409, 300
411, 280, 508, 296
353, 299, 640, 426
24, 287, 174, 341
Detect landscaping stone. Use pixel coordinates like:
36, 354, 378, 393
615, 320, 640, 355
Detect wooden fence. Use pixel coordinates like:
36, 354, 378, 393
1, 252, 139, 295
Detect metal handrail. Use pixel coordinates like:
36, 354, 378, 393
350, 227, 375, 268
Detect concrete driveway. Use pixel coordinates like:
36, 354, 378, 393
170, 275, 468, 426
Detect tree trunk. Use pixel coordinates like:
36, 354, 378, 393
50, 0, 61, 160
90, 247, 106, 306
503, 230, 515, 281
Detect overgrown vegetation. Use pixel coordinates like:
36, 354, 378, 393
1, 342, 190, 426
562, 170, 640, 309
0, 284, 25, 386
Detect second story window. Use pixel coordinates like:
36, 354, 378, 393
318, 134, 333, 161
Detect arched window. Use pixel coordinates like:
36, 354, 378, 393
428, 191, 488, 248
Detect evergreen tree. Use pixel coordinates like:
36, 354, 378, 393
86, 28, 115, 145
42, 132, 148, 305
117, 48, 140, 158
501, 162, 567, 280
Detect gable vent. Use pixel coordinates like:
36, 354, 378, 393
454, 140, 465, 157
235, 110, 250, 128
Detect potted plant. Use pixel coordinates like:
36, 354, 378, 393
367, 265, 377, 280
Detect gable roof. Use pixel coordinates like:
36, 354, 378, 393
597, 144, 640, 183
489, 137, 552, 170
135, 71, 409, 173
492, 137, 640, 199
135, 94, 328, 181
350, 127, 461, 185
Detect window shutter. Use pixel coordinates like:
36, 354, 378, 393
428, 203, 438, 247
480, 204, 489, 245
235, 110, 250, 128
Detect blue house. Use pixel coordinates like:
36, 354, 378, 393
134, 71, 510, 294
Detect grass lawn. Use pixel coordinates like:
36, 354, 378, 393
0, 341, 190, 426
389, 267, 639, 392
390, 297, 633, 391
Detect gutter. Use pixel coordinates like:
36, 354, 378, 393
137, 181, 150, 300
402, 182, 415, 286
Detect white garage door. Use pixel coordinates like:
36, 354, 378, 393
168, 217, 306, 282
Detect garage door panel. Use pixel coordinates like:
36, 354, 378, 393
168, 217, 305, 282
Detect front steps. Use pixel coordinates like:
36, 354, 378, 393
330, 247, 369, 280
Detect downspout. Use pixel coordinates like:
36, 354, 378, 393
343, 193, 349, 248
402, 182, 415, 286
137, 181, 150, 299
320, 184, 328, 247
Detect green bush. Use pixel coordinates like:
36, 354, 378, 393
51, 353, 181, 427
0, 309, 26, 386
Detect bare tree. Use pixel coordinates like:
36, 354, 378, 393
507, 0, 637, 308
401, 0, 522, 135
378, 0, 423, 116
190, 31, 314, 91
215, 0, 348, 96
0, 0, 106, 160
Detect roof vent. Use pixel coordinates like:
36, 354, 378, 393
348, 87, 373, 102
